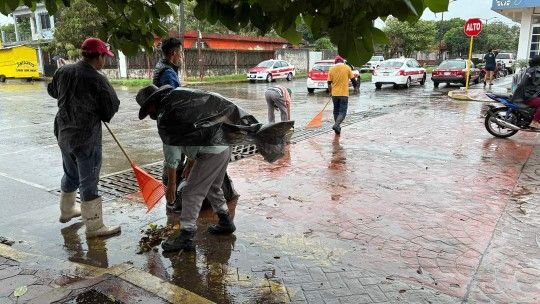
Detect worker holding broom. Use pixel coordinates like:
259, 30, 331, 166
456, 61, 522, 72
328, 55, 354, 135
48, 37, 121, 238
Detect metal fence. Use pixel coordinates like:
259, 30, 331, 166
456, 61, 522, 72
126, 48, 274, 77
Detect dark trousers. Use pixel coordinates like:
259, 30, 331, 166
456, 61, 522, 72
525, 97, 540, 122
332, 96, 349, 128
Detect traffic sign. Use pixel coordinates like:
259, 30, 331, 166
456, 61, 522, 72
464, 18, 483, 37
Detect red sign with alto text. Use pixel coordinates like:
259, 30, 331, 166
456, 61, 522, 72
464, 18, 483, 37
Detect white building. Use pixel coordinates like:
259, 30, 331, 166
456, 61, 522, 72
11, 3, 55, 43
492, 0, 540, 60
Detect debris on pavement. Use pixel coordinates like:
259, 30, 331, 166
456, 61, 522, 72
0, 236, 15, 246
13, 285, 28, 298
75, 289, 123, 304
137, 224, 178, 254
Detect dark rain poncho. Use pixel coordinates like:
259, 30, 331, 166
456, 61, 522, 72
156, 88, 293, 163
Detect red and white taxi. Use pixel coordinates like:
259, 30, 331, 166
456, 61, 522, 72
306, 60, 360, 93
372, 58, 426, 89
247, 60, 295, 83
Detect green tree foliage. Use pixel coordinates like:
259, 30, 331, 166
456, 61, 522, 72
441, 20, 518, 58
163, 0, 259, 35
314, 37, 334, 51
443, 27, 471, 57
44, 0, 105, 59
383, 17, 437, 57
481, 21, 519, 52
0, 0, 449, 65
0, 23, 15, 44
16, 16, 31, 41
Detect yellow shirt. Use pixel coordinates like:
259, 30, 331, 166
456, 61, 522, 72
328, 63, 354, 97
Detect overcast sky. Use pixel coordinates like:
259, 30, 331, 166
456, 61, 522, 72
0, 0, 517, 27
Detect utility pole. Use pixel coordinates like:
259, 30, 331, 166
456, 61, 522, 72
178, 2, 186, 83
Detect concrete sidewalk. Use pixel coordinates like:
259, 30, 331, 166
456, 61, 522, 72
0, 80, 539, 303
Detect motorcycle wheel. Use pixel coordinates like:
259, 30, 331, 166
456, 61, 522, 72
484, 107, 519, 138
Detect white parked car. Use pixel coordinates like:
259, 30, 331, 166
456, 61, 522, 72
362, 55, 385, 72
495, 52, 515, 74
247, 60, 296, 83
372, 58, 426, 89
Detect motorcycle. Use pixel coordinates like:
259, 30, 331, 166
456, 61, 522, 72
484, 93, 540, 138
496, 61, 508, 78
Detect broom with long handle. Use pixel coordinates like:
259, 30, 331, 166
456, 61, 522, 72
104, 123, 165, 212
305, 98, 332, 128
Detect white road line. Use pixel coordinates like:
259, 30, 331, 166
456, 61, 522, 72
0, 121, 53, 130
0, 171, 50, 191
0, 144, 58, 157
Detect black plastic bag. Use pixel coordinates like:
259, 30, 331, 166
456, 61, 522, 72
156, 88, 294, 162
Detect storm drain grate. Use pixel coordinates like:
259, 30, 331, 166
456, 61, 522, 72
50, 103, 417, 201
51, 144, 259, 202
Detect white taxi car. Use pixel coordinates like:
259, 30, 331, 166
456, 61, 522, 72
372, 58, 426, 89
247, 60, 296, 83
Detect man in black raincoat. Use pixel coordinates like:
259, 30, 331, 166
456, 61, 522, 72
136, 85, 292, 252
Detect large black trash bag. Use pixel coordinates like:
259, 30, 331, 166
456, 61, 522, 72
156, 88, 294, 162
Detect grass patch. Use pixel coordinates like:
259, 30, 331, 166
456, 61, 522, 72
424, 66, 437, 74
360, 73, 372, 82
109, 78, 152, 87
185, 73, 247, 83
109, 71, 309, 87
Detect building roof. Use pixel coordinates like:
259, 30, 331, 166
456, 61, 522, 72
182, 31, 288, 44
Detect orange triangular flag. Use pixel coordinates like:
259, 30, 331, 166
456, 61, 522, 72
131, 162, 165, 213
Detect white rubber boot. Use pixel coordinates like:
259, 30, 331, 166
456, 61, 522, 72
59, 191, 81, 223
81, 197, 121, 238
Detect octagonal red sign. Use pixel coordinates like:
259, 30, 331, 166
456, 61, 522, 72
464, 18, 483, 37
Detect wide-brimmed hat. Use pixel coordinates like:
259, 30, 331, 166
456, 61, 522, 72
136, 84, 173, 120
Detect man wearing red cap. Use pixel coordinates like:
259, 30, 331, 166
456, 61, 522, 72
327, 55, 354, 134
48, 37, 121, 238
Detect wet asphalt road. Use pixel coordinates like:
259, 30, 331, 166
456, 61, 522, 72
0, 77, 453, 191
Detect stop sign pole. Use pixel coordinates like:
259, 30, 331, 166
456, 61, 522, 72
463, 18, 483, 92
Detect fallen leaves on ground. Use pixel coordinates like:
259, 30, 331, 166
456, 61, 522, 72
13, 285, 28, 297
137, 224, 179, 254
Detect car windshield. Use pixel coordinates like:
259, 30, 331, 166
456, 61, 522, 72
379, 61, 403, 68
257, 61, 275, 68
439, 60, 466, 69
496, 53, 511, 59
370, 56, 384, 61
312, 64, 331, 72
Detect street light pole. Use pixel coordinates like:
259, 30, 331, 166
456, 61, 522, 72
178, 2, 186, 83
438, 0, 458, 62
483, 17, 497, 27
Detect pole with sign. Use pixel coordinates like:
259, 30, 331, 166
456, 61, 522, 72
463, 18, 483, 93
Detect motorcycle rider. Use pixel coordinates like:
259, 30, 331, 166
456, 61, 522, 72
512, 55, 540, 128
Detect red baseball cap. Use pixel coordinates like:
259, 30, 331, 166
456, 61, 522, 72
81, 38, 114, 57
335, 55, 344, 63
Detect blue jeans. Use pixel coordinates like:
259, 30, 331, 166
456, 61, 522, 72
60, 145, 102, 202
332, 96, 349, 127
